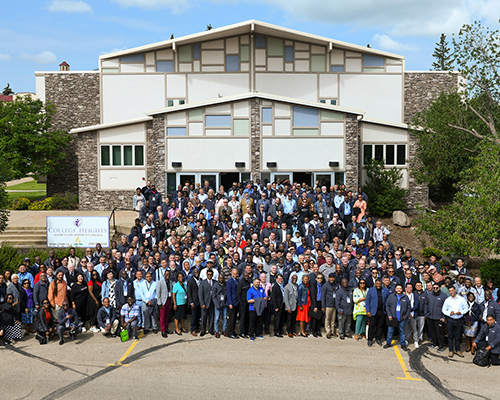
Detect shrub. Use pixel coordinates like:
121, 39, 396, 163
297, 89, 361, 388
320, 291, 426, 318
28, 197, 52, 210
0, 245, 86, 273
480, 260, 500, 287
11, 197, 30, 210
363, 159, 407, 217
52, 192, 78, 210
421, 247, 443, 258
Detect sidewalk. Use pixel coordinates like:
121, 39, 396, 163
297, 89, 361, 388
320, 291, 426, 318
6, 177, 35, 187
6, 210, 137, 231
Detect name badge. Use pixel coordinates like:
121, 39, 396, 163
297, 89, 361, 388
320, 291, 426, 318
346, 298, 351, 303
106, 318, 110, 324
168, 292, 171, 298
147, 292, 151, 298
124, 288, 128, 296
332, 294, 336, 299
486, 335, 489, 341
184, 295, 188, 300
396, 305, 401, 312
0, 296, 4, 303
65, 320, 70, 328
220, 295, 224, 301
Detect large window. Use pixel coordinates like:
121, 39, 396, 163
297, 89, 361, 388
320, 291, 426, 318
100, 145, 144, 167
363, 144, 406, 165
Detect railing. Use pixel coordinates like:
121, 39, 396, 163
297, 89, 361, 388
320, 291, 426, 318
109, 207, 134, 232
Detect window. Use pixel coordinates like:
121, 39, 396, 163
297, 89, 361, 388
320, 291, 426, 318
285, 47, 293, 62
157, 61, 174, 73
193, 44, 200, 60
397, 145, 406, 165
293, 106, 318, 127
363, 144, 407, 165
262, 107, 272, 123
226, 55, 239, 72
330, 66, 344, 72
167, 127, 187, 136
101, 145, 144, 167
205, 115, 231, 127
255, 35, 266, 48
120, 54, 144, 62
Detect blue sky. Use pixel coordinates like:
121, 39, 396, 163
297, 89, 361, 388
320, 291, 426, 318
1, 0, 498, 93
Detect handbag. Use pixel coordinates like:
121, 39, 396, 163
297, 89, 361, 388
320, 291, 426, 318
308, 308, 323, 320
386, 316, 400, 328
473, 348, 491, 367
120, 327, 129, 342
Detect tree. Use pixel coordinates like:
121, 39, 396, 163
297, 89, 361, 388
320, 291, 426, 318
416, 141, 500, 256
410, 90, 497, 198
206, 24, 212, 31
431, 33, 453, 71
2, 83, 13, 96
0, 159, 10, 233
170, 34, 174, 39
415, 20, 500, 256
0, 96, 72, 180
363, 159, 407, 217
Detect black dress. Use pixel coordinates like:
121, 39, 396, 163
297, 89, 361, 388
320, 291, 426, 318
86, 281, 102, 326
70, 282, 89, 322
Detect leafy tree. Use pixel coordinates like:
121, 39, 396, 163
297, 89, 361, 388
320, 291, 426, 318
0, 96, 71, 180
206, 24, 212, 31
431, 33, 453, 71
170, 34, 174, 39
416, 142, 500, 256
410, 90, 498, 198
0, 159, 10, 232
363, 159, 407, 217
2, 83, 13, 96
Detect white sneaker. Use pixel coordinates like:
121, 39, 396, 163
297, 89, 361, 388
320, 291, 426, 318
414, 341, 419, 349
81, 327, 86, 333
90, 326, 99, 333
405, 340, 408, 346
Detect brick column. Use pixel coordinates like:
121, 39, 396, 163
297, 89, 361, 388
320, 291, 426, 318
148, 117, 165, 194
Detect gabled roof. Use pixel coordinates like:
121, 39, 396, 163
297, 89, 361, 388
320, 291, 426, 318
100, 20, 403, 61
146, 92, 365, 116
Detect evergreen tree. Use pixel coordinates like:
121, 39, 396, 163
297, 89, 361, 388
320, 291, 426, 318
431, 33, 453, 71
2, 83, 13, 96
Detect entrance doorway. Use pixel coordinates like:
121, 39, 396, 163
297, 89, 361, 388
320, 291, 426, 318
219, 172, 239, 192
293, 172, 312, 186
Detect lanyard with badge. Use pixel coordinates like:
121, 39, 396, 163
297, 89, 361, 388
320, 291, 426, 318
105, 308, 111, 325
146, 282, 152, 299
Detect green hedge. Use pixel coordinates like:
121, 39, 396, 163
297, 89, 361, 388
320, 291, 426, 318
480, 260, 500, 287
0, 245, 86, 273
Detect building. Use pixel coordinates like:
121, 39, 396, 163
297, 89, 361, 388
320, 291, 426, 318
35, 20, 458, 210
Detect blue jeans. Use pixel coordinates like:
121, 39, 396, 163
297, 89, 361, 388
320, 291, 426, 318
387, 319, 406, 346
135, 301, 144, 328
214, 307, 228, 333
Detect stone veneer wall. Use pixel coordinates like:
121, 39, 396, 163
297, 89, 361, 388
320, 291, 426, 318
45, 73, 100, 197
404, 71, 459, 124
148, 117, 165, 194
403, 72, 459, 210
345, 114, 360, 190
250, 98, 261, 180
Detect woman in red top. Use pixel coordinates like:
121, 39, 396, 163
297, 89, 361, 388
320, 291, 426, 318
296, 275, 311, 337
87, 271, 102, 333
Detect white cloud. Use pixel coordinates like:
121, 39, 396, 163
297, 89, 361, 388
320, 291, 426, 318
47, 0, 93, 13
110, 0, 190, 13
19, 51, 58, 65
372, 34, 417, 52
0, 54, 12, 61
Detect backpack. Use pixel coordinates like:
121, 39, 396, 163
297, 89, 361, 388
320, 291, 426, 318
473, 348, 491, 367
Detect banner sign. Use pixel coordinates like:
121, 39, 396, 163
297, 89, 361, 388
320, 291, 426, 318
46, 216, 110, 248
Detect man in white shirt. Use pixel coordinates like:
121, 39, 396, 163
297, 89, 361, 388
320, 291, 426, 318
442, 286, 468, 358
471, 277, 485, 305
373, 221, 390, 244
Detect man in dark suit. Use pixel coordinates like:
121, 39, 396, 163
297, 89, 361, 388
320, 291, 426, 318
198, 270, 215, 336
116, 269, 135, 310
237, 272, 251, 338
401, 268, 418, 289
309, 273, 324, 337
226, 268, 239, 339
276, 222, 290, 243
271, 274, 286, 337
187, 268, 201, 336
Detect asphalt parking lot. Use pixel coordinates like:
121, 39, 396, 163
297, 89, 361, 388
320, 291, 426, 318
1, 327, 497, 400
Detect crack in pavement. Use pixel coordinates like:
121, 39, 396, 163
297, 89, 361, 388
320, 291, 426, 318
40, 339, 187, 400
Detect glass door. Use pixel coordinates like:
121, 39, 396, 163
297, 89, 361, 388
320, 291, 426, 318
271, 172, 292, 185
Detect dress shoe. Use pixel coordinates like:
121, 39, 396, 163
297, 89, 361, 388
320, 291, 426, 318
230, 334, 239, 339
162, 332, 168, 338
153, 329, 158, 334
313, 332, 318, 338
240, 333, 248, 339
317, 332, 322, 337
376, 339, 382, 346
176, 331, 182, 336
288, 333, 293, 338
448, 351, 454, 358
209, 330, 215, 336
59, 340, 64, 345
401, 346, 408, 351
191, 331, 197, 337
332, 332, 338, 337
340, 336, 345, 340
200, 331, 206, 337
346, 334, 352, 339
383, 343, 392, 349
144, 330, 149, 335
274, 333, 283, 338
166, 330, 174, 334
222, 331, 229, 337
367, 340, 373, 347
455, 351, 464, 358
326, 333, 331, 339
215, 332, 220, 338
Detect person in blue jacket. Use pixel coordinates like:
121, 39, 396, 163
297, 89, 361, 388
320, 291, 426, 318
365, 278, 390, 347
384, 284, 411, 351
473, 314, 500, 365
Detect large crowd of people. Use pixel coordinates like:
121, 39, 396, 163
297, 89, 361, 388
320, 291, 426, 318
0, 179, 499, 365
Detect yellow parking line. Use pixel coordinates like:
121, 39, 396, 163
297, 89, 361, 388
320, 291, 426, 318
108, 331, 144, 367
392, 342, 421, 381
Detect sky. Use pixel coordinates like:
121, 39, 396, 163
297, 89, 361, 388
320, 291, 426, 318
1, 0, 499, 93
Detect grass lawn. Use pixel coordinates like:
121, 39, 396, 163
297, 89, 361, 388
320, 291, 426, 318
7, 181, 46, 191
7, 191, 46, 202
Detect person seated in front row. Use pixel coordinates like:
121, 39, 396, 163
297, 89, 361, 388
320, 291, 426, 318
97, 297, 119, 338
57, 301, 81, 345
35, 298, 57, 344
